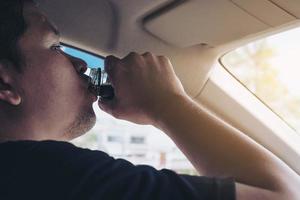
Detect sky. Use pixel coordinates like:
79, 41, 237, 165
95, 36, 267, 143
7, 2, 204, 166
62, 45, 104, 69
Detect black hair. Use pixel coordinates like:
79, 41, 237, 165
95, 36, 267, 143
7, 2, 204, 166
0, 0, 29, 69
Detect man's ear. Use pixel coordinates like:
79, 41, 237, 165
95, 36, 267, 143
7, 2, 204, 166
0, 62, 22, 106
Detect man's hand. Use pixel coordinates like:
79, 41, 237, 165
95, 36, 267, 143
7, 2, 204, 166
98, 52, 186, 125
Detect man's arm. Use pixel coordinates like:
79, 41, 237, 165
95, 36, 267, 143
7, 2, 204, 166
155, 93, 300, 199
99, 52, 300, 199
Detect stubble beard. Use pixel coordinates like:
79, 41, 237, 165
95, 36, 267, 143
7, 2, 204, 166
63, 107, 96, 141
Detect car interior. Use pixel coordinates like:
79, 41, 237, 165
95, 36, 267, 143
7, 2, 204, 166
35, 0, 300, 175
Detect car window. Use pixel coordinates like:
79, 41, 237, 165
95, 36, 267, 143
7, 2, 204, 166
221, 27, 300, 134
62, 45, 104, 69
61, 44, 197, 174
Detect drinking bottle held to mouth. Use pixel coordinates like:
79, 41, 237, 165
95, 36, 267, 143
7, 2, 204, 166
88, 68, 114, 100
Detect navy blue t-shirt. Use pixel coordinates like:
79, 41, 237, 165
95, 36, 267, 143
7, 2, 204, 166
0, 141, 235, 200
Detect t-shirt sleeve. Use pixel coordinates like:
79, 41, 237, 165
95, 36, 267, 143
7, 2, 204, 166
15, 141, 236, 200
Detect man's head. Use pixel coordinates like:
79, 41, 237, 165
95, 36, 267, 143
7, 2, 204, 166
0, 0, 97, 141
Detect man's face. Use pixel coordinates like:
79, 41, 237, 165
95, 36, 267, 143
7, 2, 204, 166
16, 3, 97, 140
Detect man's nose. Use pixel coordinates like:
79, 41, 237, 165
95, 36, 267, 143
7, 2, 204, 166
69, 55, 88, 74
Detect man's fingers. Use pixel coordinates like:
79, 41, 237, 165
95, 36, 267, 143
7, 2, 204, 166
98, 98, 113, 115
142, 52, 154, 58
123, 52, 139, 60
158, 55, 170, 64
98, 98, 120, 119
122, 52, 146, 68
104, 55, 121, 84
105, 55, 120, 71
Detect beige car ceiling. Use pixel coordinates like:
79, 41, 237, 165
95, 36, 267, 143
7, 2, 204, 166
36, 0, 300, 97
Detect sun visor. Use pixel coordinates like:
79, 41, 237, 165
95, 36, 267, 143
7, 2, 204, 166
270, 0, 300, 18
36, 0, 115, 52
144, 0, 297, 47
231, 0, 295, 26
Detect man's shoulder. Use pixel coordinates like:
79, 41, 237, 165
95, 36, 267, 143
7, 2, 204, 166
0, 140, 73, 147
0, 140, 74, 155
0, 140, 112, 164
0, 140, 95, 152
0, 140, 115, 180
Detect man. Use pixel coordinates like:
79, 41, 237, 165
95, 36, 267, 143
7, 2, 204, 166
0, 0, 299, 199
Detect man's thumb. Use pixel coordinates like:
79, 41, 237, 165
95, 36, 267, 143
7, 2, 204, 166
98, 98, 118, 117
